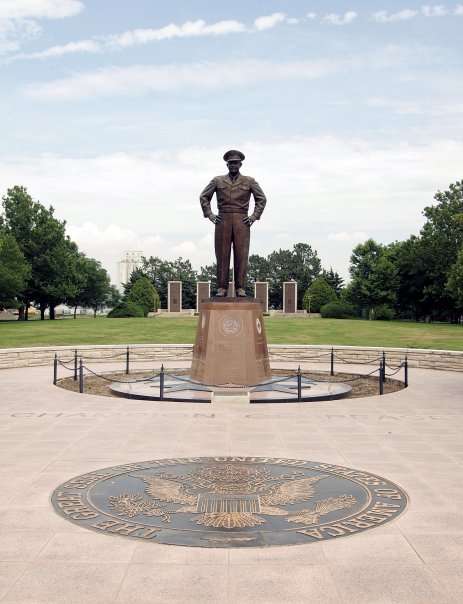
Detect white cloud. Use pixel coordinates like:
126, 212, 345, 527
17, 39, 99, 59
372, 9, 418, 22
306, 12, 317, 20
454, 4, 463, 14
0, 0, 84, 55
254, 12, 286, 31
9, 18, 248, 60
107, 19, 246, 48
421, 5, 448, 16
0, 0, 84, 20
2, 137, 462, 281
25, 59, 344, 100
367, 96, 463, 116
0, 18, 41, 54
323, 11, 357, 25
286, 18, 300, 25
328, 231, 368, 242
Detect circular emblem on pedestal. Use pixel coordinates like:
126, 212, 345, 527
51, 457, 407, 548
220, 316, 242, 336
256, 318, 262, 334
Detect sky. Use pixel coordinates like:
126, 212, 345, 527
1, 0, 463, 284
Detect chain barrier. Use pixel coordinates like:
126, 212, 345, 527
301, 367, 380, 383
53, 346, 409, 397
81, 365, 161, 384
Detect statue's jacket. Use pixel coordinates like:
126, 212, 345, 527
200, 174, 267, 220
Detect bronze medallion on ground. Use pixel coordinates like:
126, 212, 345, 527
51, 457, 407, 548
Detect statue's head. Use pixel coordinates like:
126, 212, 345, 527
223, 149, 245, 176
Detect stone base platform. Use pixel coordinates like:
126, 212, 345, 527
190, 298, 271, 386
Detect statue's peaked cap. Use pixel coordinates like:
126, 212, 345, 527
223, 149, 245, 162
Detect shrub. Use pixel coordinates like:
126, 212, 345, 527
303, 277, 337, 312
107, 302, 144, 318
126, 276, 159, 316
320, 300, 356, 319
372, 304, 395, 321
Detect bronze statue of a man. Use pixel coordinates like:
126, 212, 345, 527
200, 150, 267, 297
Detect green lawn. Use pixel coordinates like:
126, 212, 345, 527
0, 316, 462, 350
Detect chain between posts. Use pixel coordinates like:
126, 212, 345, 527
51, 346, 410, 395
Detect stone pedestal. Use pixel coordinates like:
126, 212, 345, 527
168, 281, 182, 312
196, 281, 211, 313
283, 281, 297, 313
254, 281, 269, 313
191, 298, 271, 386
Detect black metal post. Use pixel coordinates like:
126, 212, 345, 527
297, 365, 302, 401
126, 346, 130, 375
79, 358, 84, 393
330, 347, 334, 376
404, 356, 408, 388
159, 364, 164, 400
74, 349, 78, 381
379, 359, 384, 395
382, 351, 386, 382
53, 354, 58, 385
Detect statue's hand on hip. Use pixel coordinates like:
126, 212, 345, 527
242, 215, 255, 226
208, 214, 222, 224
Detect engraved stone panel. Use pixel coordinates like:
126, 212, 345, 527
168, 281, 182, 312
283, 281, 297, 313
196, 282, 211, 313
254, 282, 269, 313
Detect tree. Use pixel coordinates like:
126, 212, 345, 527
416, 181, 463, 321
322, 268, 344, 296
1, 186, 78, 319
348, 239, 398, 319
267, 243, 321, 309
245, 254, 270, 295
79, 259, 112, 317
303, 277, 337, 313
447, 247, 463, 315
107, 285, 122, 309
138, 256, 196, 309
126, 276, 159, 316
0, 231, 30, 308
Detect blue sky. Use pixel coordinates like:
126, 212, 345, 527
1, 1, 463, 283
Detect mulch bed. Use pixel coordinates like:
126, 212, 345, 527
57, 368, 404, 399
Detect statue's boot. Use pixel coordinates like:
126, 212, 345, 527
236, 288, 247, 297
215, 288, 227, 297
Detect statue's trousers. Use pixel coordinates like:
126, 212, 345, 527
215, 213, 250, 291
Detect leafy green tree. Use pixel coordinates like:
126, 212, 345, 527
447, 248, 463, 314
126, 276, 159, 316
267, 243, 321, 309
417, 181, 463, 321
348, 239, 398, 319
322, 268, 344, 296
303, 277, 337, 313
1, 186, 78, 319
78, 258, 111, 317
107, 285, 122, 309
245, 254, 270, 296
0, 231, 30, 308
138, 257, 196, 309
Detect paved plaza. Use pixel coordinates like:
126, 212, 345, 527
0, 361, 462, 603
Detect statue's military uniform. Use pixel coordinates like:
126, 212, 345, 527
200, 173, 267, 292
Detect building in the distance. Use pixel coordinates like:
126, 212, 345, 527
118, 251, 143, 290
